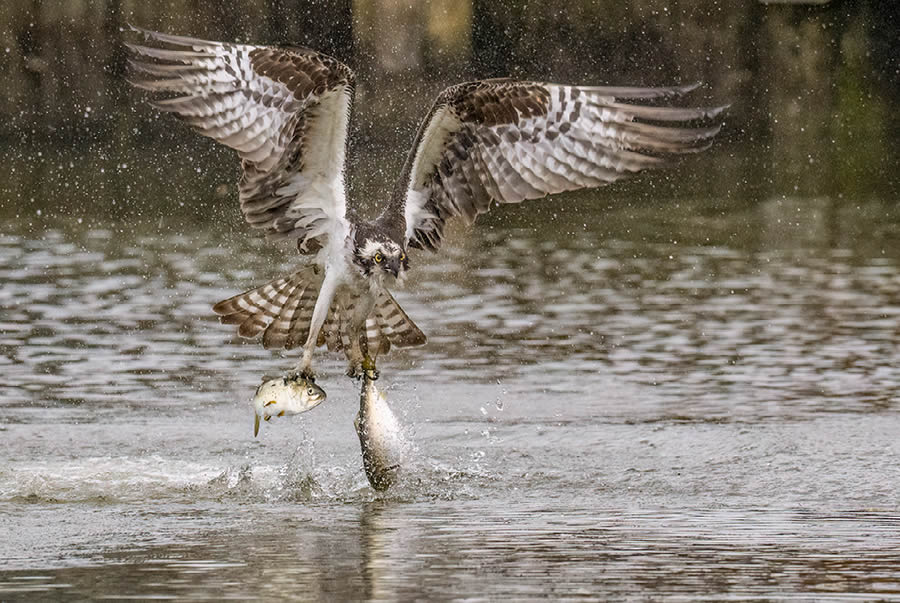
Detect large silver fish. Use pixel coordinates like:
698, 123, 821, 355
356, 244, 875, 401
252, 374, 326, 437
354, 371, 407, 491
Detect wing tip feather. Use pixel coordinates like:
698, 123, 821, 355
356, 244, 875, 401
580, 81, 704, 99
127, 24, 218, 49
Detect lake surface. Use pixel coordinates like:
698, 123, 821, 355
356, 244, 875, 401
2, 191, 900, 600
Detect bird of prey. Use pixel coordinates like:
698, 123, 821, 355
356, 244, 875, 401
126, 27, 725, 380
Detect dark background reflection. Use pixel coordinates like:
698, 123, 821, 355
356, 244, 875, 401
1, 0, 897, 222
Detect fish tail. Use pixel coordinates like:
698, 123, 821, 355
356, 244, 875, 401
212, 266, 322, 350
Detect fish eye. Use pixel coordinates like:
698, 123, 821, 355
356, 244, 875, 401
307, 387, 315, 396
374, 253, 383, 263
400, 252, 406, 261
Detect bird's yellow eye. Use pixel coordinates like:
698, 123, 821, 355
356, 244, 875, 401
374, 253, 383, 263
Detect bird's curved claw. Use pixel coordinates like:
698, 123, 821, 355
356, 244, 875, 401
289, 368, 317, 383
347, 358, 378, 381
362, 355, 378, 381
345, 366, 379, 380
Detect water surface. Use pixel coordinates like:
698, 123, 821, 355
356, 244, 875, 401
1, 194, 899, 600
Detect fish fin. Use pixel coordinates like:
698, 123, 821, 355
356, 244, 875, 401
254, 414, 260, 437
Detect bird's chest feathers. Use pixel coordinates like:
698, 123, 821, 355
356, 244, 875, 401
332, 280, 377, 327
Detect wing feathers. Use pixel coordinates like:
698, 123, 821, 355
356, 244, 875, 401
125, 43, 211, 64
212, 268, 321, 350
602, 101, 728, 122
578, 82, 701, 98
391, 80, 724, 251
127, 28, 354, 253
129, 25, 216, 48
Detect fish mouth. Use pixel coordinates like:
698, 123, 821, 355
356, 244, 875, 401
308, 388, 327, 405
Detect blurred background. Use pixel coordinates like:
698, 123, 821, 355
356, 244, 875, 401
1, 0, 897, 222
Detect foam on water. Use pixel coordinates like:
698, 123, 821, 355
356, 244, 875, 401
0, 436, 490, 507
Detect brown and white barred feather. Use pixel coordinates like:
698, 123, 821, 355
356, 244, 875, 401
126, 26, 354, 253
388, 79, 726, 251
320, 290, 426, 360
373, 289, 426, 349
212, 267, 322, 350
213, 268, 425, 359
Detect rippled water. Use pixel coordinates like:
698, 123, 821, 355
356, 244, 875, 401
2, 195, 900, 599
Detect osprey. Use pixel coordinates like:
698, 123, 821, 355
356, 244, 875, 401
127, 27, 725, 379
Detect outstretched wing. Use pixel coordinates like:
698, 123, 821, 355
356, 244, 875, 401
389, 79, 726, 252
127, 27, 355, 253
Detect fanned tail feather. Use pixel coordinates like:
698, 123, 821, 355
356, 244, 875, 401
374, 290, 426, 349
364, 317, 391, 358
214, 270, 425, 361
212, 267, 321, 350
319, 289, 426, 361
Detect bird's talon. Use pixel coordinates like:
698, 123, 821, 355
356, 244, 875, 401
362, 354, 378, 381
293, 369, 316, 383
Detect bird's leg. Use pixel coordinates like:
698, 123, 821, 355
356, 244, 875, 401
346, 330, 378, 380
295, 272, 338, 382
345, 332, 365, 380
362, 353, 378, 381
296, 348, 316, 381
359, 330, 378, 380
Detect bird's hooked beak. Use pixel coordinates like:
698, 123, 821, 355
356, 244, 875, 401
386, 257, 401, 277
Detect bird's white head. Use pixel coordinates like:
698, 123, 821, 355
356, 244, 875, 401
353, 235, 408, 283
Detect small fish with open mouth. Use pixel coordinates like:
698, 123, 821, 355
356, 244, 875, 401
252, 374, 326, 437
